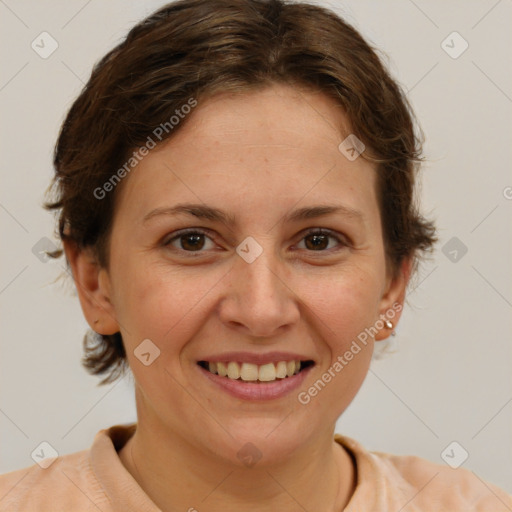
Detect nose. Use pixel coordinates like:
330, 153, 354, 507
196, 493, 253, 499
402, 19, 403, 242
218, 244, 300, 338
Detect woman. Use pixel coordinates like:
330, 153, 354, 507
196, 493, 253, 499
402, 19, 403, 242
0, 0, 510, 510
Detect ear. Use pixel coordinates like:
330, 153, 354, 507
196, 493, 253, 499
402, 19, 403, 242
62, 239, 120, 335
374, 257, 412, 341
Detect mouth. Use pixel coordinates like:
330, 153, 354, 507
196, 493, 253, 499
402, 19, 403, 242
197, 359, 315, 383
196, 359, 315, 400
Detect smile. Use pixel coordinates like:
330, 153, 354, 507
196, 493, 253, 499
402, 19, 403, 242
198, 360, 314, 383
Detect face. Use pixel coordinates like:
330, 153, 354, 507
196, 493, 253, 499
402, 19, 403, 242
70, 84, 408, 465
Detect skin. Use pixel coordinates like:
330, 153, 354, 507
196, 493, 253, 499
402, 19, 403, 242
65, 83, 411, 511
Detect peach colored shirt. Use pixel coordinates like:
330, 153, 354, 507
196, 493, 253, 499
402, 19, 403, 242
0, 423, 510, 511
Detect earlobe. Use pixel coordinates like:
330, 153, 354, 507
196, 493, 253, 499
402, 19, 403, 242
374, 257, 412, 341
62, 240, 120, 335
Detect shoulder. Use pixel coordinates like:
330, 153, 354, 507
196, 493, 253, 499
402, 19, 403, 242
378, 450, 512, 511
336, 434, 512, 512
0, 449, 110, 512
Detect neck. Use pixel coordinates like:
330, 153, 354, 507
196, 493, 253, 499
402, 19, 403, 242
119, 419, 356, 512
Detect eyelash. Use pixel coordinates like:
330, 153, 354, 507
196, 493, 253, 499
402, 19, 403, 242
162, 228, 348, 255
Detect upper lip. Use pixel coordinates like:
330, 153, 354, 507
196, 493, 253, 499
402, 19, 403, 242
197, 351, 314, 365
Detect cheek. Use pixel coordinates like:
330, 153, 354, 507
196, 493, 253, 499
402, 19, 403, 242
303, 263, 383, 344
113, 253, 383, 346
111, 257, 224, 351
296, 269, 379, 417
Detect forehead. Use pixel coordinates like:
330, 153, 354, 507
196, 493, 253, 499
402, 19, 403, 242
113, 84, 380, 228
169, 85, 351, 157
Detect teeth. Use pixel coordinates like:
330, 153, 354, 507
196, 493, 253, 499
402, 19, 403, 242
227, 361, 240, 380
217, 361, 228, 377
276, 361, 287, 378
240, 363, 259, 381
203, 360, 306, 382
258, 363, 276, 382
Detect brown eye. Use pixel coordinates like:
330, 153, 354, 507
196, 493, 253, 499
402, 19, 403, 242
297, 229, 346, 252
164, 229, 216, 252
179, 233, 206, 251
304, 233, 329, 250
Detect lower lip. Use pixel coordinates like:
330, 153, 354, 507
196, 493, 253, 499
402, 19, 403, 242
196, 364, 313, 401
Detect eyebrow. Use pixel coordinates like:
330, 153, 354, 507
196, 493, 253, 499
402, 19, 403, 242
142, 203, 364, 227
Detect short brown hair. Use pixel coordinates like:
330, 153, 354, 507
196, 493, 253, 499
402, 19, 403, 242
46, 0, 437, 384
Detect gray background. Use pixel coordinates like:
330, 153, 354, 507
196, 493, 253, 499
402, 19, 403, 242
1, 0, 511, 495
